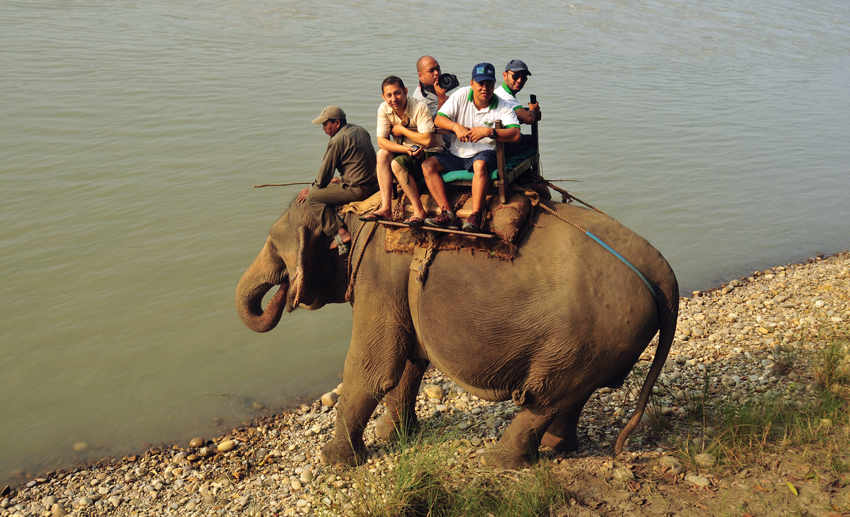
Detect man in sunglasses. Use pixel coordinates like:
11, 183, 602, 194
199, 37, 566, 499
495, 60, 541, 156
495, 60, 541, 124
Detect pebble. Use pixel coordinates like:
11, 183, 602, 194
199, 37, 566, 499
685, 474, 711, 487
612, 467, 635, 480
658, 456, 684, 475
72, 442, 88, 452
695, 453, 716, 467
189, 437, 205, 447
423, 384, 445, 400
217, 439, 237, 452
321, 392, 339, 407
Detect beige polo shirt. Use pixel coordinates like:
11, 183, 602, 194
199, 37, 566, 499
376, 96, 443, 153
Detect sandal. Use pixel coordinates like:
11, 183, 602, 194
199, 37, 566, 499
403, 216, 425, 227
333, 234, 350, 256
359, 212, 388, 222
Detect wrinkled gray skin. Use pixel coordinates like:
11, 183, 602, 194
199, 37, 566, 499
236, 198, 678, 468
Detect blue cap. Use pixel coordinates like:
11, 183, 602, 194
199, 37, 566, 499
471, 62, 496, 83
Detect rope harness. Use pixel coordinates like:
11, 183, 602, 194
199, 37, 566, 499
344, 219, 378, 304
523, 182, 658, 303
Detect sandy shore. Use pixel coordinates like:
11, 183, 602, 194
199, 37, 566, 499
2, 251, 848, 517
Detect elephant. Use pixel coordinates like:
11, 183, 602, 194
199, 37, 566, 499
235, 195, 678, 468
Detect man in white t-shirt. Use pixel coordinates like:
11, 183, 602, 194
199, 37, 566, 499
421, 62, 521, 233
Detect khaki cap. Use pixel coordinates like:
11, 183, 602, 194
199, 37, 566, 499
312, 105, 346, 125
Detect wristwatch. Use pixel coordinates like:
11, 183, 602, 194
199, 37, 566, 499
491, 128, 497, 139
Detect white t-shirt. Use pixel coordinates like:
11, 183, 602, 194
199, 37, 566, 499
494, 82, 522, 112
436, 86, 521, 159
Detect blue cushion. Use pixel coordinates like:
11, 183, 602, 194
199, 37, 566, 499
417, 149, 536, 183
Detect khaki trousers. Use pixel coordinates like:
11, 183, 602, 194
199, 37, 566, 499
306, 183, 378, 236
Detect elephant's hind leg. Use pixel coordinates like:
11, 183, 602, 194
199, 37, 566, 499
482, 406, 554, 469
376, 358, 428, 442
540, 393, 592, 452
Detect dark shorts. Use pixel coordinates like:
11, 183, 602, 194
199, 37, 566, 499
433, 149, 497, 174
393, 151, 437, 178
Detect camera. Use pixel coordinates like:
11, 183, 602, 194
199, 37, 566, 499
437, 73, 459, 91
409, 145, 421, 152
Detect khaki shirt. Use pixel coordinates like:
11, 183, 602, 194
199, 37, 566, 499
376, 96, 443, 153
313, 123, 377, 189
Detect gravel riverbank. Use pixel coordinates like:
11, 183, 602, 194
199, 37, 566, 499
2, 252, 848, 517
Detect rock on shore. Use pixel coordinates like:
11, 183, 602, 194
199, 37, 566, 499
2, 252, 847, 517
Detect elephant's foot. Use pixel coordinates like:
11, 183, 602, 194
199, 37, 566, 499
375, 412, 420, 442
320, 438, 366, 467
540, 431, 579, 452
481, 447, 534, 470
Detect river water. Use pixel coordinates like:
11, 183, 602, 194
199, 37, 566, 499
1, 0, 848, 483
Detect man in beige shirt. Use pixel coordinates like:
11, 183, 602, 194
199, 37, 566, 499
361, 76, 442, 226
297, 105, 377, 254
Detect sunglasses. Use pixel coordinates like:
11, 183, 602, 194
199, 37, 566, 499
510, 72, 529, 80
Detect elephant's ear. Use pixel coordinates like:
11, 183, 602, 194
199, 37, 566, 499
288, 225, 320, 311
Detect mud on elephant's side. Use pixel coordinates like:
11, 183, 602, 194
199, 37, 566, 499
236, 198, 678, 468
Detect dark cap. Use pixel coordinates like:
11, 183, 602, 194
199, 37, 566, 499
312, 105, 346, 125
471, 62, 496, 83
504, 59, 532, 76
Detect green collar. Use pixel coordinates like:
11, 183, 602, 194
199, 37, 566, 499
467, 87, 499, 110
500, 82, 518, 98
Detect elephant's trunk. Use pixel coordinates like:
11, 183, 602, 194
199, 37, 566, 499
236, 237, 288, 333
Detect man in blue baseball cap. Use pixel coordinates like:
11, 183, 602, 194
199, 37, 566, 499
420, 62, 521, 233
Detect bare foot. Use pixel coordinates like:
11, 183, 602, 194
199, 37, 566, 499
330, 227, 352, 249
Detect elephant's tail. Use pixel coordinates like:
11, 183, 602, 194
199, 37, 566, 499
615, 287, 678, 455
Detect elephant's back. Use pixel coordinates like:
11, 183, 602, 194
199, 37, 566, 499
519, 201, 674, 293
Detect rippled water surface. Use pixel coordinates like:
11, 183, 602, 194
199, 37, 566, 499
1, 0, 849, 482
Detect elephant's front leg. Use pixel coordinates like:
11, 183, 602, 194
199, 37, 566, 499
320, 383, 381, 466
376, 358, 428, 441
320, 312, 414, 466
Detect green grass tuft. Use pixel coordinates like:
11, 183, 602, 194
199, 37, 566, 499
704, 334, 850, 470
321, 427, 568, 517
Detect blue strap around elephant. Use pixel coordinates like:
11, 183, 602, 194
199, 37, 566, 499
585, 231, 658, 303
